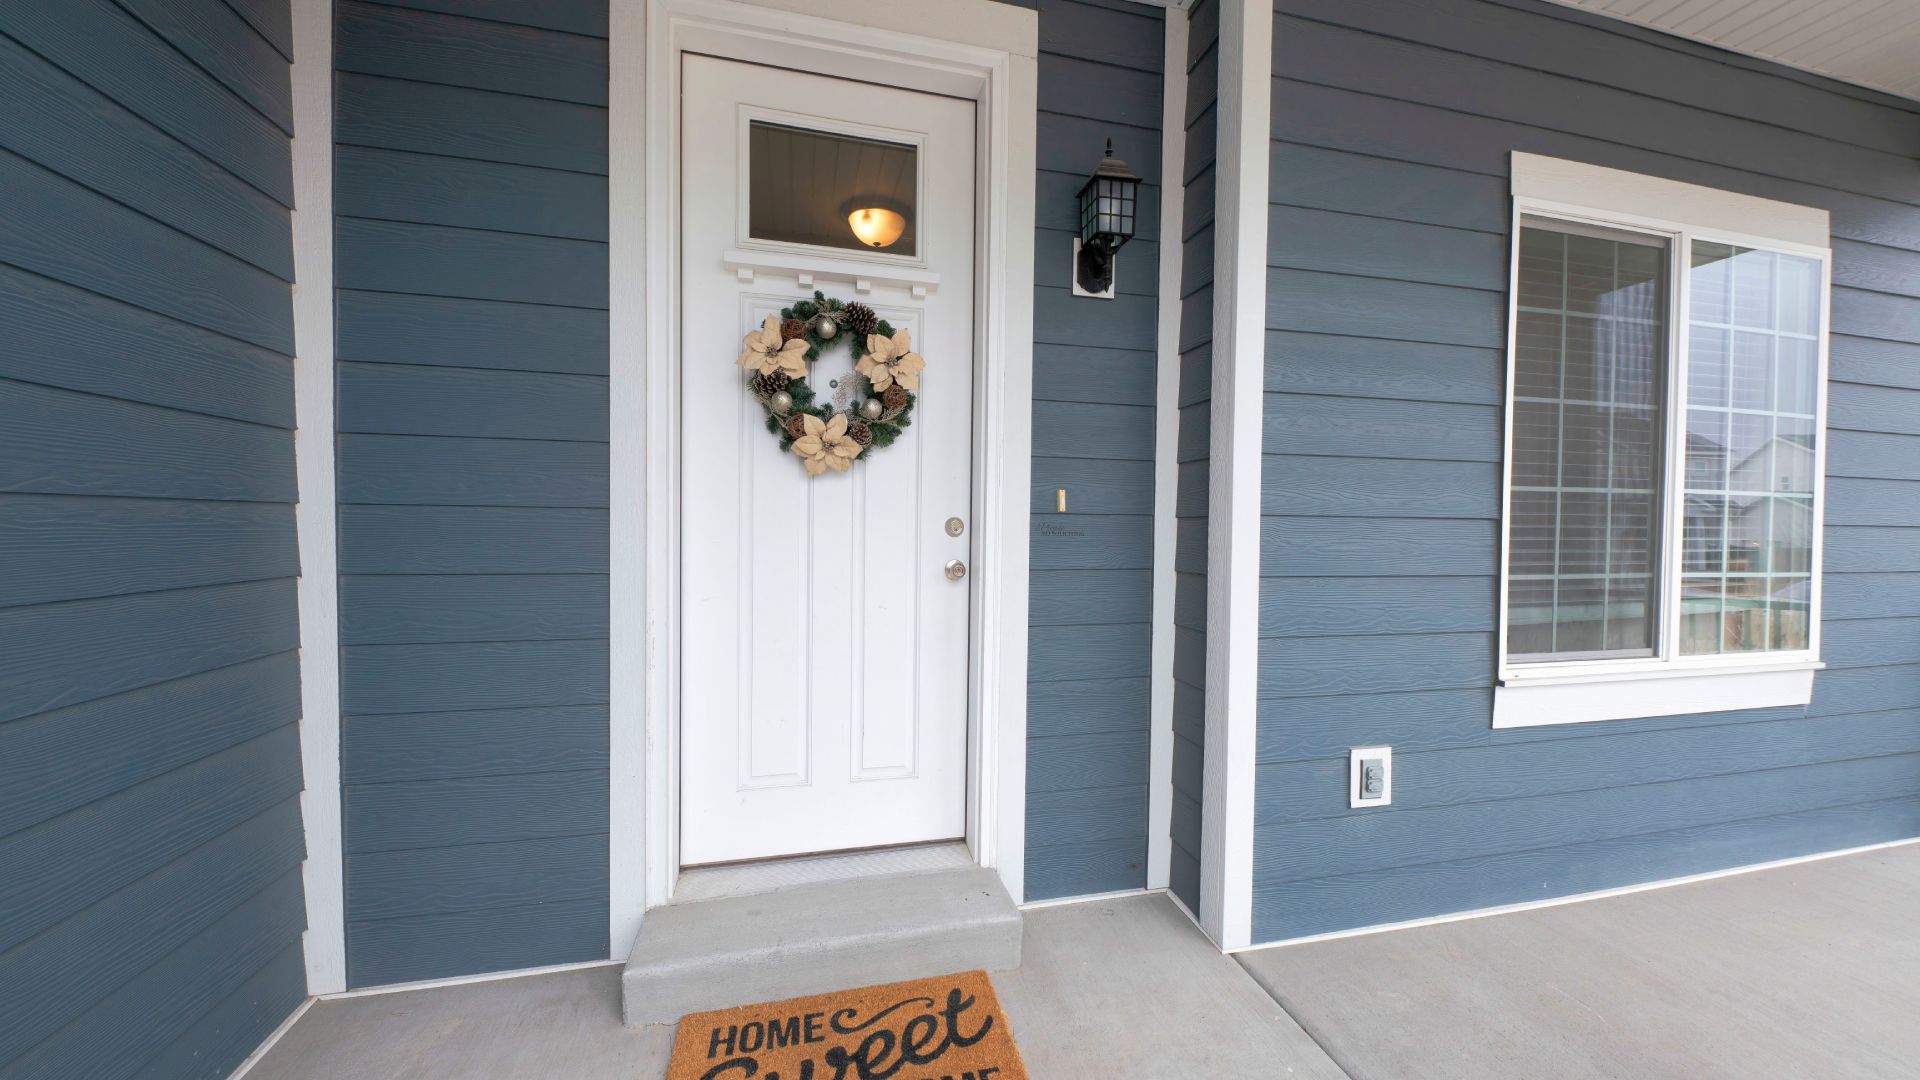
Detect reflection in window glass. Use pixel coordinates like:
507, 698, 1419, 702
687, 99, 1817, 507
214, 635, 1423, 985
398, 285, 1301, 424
1507, 218, 1669, 662
748, 122, 917, 256
1680, 243, 1820, 656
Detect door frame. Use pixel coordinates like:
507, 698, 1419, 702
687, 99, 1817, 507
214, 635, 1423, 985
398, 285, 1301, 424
608, 0, 1038, 957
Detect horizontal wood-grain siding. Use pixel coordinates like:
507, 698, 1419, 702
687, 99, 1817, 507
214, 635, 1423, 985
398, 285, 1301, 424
336, 0, 608, 106
0, 148, 292, 352
1023, 0, 1165, 902
345, 897, 608, 988
0, 263, 292, 426
4, 871, 308, 1080
334, 0, 611, 985
342, 704, 609, 785
336, 72, 607, 175
0, 380, 295, 503
335, 145, 608, 242
362, 0, 607, 36
0, 4, 305, 1070
0, 33, 291, 279
0, 800, 303, 1068
1163, 0, 1215, 915
0, 0, 293, 203
1254, 0, 1920, 945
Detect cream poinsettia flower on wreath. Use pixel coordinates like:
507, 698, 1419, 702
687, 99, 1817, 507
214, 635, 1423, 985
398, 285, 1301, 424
737, 315, 808, 379
790, 413, 864, 476
855, 329, 925, 392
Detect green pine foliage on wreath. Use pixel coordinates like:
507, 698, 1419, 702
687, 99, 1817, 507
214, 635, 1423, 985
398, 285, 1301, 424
753, 291, 918, 453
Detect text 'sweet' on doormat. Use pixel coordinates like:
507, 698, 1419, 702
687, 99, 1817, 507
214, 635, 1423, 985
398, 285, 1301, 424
664, 970, 1028, 1080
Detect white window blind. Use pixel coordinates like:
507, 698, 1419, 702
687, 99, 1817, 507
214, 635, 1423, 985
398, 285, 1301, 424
1507, 217, 1668, 662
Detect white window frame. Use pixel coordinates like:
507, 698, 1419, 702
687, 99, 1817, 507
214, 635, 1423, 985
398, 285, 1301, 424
1495, 153, 1832, 729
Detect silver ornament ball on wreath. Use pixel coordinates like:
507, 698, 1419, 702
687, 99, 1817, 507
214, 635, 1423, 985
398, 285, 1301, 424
739, 290, 927, 477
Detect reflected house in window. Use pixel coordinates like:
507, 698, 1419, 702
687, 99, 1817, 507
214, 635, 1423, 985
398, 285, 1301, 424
1679, 242, 1820, 655
1682, 430, 1817, 650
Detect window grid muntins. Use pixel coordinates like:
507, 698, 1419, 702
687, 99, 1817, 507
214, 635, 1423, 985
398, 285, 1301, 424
1508, 220, 1667, 662
1504, 209, 1824, 673
1680, 242, 1820, 657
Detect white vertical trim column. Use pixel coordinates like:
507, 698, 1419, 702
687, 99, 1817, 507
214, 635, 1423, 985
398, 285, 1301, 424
1199, 0, 1271, 951
607, 0, 649, 959
981, 42, 1038, 905
289, 0, 344, 995
1146, 9, 1190, 893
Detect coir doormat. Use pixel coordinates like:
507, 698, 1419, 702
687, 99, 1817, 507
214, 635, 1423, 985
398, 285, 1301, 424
665, 970, 1028, 1080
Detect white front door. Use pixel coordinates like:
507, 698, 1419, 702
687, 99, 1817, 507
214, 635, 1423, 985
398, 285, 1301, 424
678, 56, 977, 866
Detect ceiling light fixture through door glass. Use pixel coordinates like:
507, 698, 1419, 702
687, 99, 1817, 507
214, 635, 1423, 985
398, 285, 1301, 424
848, 207, 907, 249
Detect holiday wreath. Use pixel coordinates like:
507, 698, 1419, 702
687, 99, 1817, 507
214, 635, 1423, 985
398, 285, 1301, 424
737, 292, 924, 476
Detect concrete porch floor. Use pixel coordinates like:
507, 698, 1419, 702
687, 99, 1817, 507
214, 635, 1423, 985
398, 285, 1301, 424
246, 843, 1920, 1079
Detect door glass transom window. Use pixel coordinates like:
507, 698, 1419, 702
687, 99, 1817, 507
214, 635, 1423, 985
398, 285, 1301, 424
747, 121, 919, 256
1498, 154, 1831, 728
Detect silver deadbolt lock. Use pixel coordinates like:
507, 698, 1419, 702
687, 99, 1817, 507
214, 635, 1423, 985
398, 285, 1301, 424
945, 517, 965, 537
945, 560, 968, 581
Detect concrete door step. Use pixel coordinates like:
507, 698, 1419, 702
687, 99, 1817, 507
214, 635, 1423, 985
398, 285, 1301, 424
621, 865, 1022, 1027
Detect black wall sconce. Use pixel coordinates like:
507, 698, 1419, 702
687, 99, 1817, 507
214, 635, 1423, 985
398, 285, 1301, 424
1073, 140, 1141, 299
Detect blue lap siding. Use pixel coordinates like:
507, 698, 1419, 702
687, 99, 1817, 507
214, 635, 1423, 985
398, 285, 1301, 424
1023, 0, 1167, 901
0, 2, 307, 1076
1254, 0, 1920, 943
1167, 0, 1218, 916
334, 0, 611, 986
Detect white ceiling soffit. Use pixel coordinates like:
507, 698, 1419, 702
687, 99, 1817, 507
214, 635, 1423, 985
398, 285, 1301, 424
1547, 0, 1920, 103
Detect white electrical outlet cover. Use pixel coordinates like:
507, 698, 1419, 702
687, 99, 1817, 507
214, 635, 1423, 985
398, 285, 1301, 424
1348, 745, 1392, 808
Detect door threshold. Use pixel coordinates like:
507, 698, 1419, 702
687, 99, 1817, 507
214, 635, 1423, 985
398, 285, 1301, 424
671, 840, 973, 904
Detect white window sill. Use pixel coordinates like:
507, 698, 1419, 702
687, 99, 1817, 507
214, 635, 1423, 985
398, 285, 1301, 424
1492, 662, 1822, 729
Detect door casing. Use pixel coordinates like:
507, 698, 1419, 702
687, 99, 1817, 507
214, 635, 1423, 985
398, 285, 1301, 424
608, 0, 1038, 958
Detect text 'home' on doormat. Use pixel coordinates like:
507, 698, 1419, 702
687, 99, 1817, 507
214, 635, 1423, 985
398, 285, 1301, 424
665, 970, 1028, 1080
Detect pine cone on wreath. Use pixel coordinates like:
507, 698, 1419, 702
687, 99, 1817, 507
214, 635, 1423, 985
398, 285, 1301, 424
780, 318, 808, 342
783, 413, 810, 440
842, 302, 878, 337
846, 420, 874, 447
752, 371, 791, 397
881, 384, 911, 412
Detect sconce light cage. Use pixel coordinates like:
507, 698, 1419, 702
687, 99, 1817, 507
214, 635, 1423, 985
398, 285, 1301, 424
1074, 140, 1141, 296
1076, 141, 1140, 255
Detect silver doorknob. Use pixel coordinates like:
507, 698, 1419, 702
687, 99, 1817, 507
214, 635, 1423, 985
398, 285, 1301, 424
945, 560, 967, 581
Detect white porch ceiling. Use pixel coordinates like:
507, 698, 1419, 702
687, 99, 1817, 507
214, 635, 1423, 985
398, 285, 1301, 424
1547, 0, 1920, 102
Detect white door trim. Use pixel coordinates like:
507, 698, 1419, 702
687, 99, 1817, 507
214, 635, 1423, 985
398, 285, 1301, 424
608, 0, 1037, 958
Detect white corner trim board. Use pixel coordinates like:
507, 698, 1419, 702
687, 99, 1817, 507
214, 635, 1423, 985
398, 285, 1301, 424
611, 0, 1038, 953
288, 0, 345, 998
1198, 0, 1273, 953
1145, 6, 1190, 896
606, 0, 648, 962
